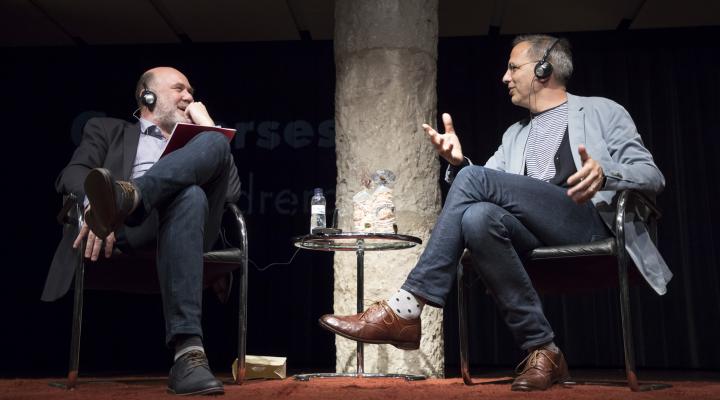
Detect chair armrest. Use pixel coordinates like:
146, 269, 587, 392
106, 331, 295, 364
221, 203, 248, 253
57, 193, 83, 227
615, 190, 662, 247
622, 190, 661, 220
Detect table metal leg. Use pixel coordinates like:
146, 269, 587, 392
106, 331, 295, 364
294, 237, 425, 382
356, 240, 365, 377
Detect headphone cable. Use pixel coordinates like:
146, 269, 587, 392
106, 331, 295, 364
249, 247, 302, 272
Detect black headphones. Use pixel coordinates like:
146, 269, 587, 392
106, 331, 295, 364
534, 38, 561, 80
139, 84, 157, 111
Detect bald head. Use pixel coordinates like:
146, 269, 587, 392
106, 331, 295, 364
135, 67, 192, 107
135, 66, 195, 131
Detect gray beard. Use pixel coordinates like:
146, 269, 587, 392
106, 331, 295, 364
157, 116, 178, 134
154, 107, 183, 133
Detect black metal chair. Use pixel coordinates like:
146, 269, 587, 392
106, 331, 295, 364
457, 190, 670, 391
57, 194, 248, 389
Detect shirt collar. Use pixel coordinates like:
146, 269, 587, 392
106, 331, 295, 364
531, 101, 568, 118
139, 118, 165, 139
139, 118, 154, 133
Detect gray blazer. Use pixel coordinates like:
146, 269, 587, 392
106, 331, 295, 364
475, 93, 671, 295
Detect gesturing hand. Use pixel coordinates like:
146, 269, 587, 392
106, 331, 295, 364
422, 113, 464, 166
566, 144, 605, 204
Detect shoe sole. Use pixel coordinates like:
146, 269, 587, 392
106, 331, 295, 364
84, 168, 116, 239
166, 386, 225, 396
318, 318, 419, 350
511, 375, 571, 391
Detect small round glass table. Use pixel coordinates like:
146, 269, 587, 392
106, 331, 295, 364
291, 232, 425, 381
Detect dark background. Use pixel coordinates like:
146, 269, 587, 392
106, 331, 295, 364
1, 26, 718, 377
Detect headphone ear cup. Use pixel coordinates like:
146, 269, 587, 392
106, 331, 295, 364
140, 89, 156, 111
534, 61, 553, 80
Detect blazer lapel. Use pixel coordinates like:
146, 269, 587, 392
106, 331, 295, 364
122, 122, 141, 180
509, 120, 531, 175
567, 93, 585, 172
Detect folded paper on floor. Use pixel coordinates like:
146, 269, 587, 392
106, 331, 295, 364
233, 355, 287, 380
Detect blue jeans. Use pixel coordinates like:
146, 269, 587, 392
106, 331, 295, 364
402, 166, 610, 350
119, 132, 234, 345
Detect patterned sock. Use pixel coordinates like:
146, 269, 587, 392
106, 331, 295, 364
173, 335, 204, 361
387, 288, 424, 320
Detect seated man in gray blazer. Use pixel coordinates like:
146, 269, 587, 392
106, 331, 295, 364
319, 34, 671, 391
43, 67, 241, 396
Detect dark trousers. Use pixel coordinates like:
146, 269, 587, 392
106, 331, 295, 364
116, 132, 233, 345
402, 166, 610, 350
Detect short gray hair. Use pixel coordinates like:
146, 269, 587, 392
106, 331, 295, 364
512, 34, 573, 85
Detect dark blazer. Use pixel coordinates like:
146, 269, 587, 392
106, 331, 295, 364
42, 117, 242, 301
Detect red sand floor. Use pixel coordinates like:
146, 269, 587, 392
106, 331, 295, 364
2, 371, 719, 400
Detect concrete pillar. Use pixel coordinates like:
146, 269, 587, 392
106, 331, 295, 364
333, 0, 443, 377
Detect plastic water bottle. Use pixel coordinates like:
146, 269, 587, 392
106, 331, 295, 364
310, 188, 326, 233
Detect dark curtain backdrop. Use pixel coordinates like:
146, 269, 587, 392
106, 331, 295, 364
1, 26, 718, 378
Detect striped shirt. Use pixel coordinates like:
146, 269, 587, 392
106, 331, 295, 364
525, 101, 568, 181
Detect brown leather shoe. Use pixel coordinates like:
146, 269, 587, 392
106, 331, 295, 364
318, 301, 420, 350
511, 348, 570, 391
84, 168, 137, 239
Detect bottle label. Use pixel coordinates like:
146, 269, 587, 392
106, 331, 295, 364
311, 205, 326, 214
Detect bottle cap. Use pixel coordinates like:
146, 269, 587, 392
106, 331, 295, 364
314, 188, 323, 195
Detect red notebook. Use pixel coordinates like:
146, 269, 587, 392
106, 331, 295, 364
161, 123, 236, 157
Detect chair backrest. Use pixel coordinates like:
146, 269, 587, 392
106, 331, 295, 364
524, 254, 644, 295
84, 249, 242, 294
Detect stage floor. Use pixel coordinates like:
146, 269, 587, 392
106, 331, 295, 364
2, 370, 719, 400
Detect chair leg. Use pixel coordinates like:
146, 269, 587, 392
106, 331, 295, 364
67, 253, 86, 389
617, 249, 641, 391
457, 262, 474, 385
235, 262, 247, 384
235, 214, 248, 384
